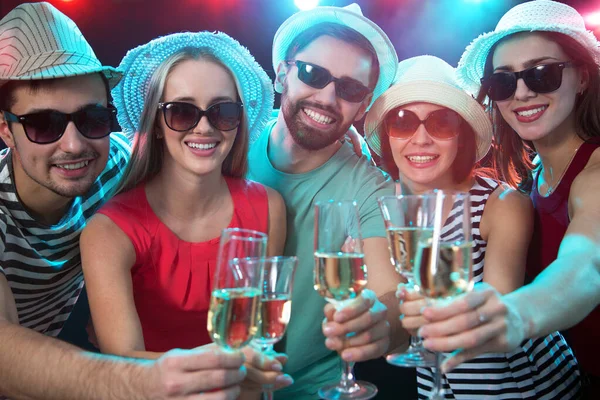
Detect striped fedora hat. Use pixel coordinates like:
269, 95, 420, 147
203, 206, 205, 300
0, 2, 120, 88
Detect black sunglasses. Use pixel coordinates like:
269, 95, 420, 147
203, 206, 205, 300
385, 108, 462, 140
481, 61, 576, 101
2, 105, 116, 144
285, 60, 372, 103
158, 101, 243, 132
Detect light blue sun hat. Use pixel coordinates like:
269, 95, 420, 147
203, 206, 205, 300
112, 31, 274, 142
272, 3, 398, 110
456, 0, 600, 96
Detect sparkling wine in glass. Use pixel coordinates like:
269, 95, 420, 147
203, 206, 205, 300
208, 228, 267, 350
414, 191, 473, 399
378, 194, 437, 367
252, 256, 297, 400
313, 200, 377, 400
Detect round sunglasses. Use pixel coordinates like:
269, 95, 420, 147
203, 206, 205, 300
2, 104, 116, 144
481, 61, 576, 101
285, 60, 372, 103
158, 101, 243, 132
384, 108, 462, 140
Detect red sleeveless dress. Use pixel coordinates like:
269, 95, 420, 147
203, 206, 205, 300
528, 142, 600, 378
97, 177, 269, 352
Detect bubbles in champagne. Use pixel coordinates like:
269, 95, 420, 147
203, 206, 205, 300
313, 252, 367, 302
208, 288, 261, 349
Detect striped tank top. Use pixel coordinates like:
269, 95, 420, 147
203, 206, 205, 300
417, 176, 581, 399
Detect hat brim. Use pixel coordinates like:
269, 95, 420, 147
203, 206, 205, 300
272, 6, 398, 110
364, 81, 492, 162
0, 65, 122, 89
457, 25, 600, 95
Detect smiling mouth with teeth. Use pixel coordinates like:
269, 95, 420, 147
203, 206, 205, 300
406, 155, 439, 163
55, 160, 90, 170
515, 106, 548, 117
187, 142, 218, 150
303, 108, 335, 125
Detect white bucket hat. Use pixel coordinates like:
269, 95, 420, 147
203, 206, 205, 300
0, 2, 120, 88
272, 3, 398, 110
364, 55, 492, 162
112, 31, 274, 141
456, 0, 600, 95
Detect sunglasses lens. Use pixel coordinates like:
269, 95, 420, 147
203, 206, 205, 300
23, 112, 67, 144
164, 103, 200, 131
425, 110, 462, 139
525, 64, 563, 93
207, 103, 242, 131
297, 62, 331, 89
74, 106, 115, 139
385, 109, 421, 139
486, 73, 516, 101
337, 80, 370, 103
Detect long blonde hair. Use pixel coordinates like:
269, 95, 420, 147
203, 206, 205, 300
113, 47, 249, 195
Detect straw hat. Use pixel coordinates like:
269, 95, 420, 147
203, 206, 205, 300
0, 2, 120, 88
364, 55, 492, 161
457, 0, 600, 95
272, 3, 398, 110
112, 31, 274, 141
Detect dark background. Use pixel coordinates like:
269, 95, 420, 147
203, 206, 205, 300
1, 0, 598, 110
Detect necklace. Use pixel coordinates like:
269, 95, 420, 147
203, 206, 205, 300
542, 146, 580, 196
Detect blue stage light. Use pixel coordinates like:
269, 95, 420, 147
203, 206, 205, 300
294, 0, 320, 11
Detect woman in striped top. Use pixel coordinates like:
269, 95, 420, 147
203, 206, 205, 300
363, 55, 580, 398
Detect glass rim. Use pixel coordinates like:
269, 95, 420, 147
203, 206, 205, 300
314, 199, 358, 207
222, 227, 268, 241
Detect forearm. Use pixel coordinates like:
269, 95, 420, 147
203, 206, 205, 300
0, 321, 151, 400
507, 238, 600, 339
379, 291, 409, 352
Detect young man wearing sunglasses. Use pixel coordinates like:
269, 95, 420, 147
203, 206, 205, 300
0, 3, 247, 399
248, 4, 407, 398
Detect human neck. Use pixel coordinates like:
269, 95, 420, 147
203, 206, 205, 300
12, 155, 72, 226
146, 162, 228, 221
267, 115, 342, 174
533, 116, 584, 192
401, 175, 473, 195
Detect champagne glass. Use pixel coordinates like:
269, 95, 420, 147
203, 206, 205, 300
313, 200, 377, 400
208, 228, 267, 350
251, 256, 298, 400
414, 191, 473, 399
378, 194, 437, 367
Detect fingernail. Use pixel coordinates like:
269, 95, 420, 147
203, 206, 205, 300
323, 325, 334, 335
272, 363, 282, 372
399, 314, 405, 320
342, 350, 355, 362
417, 327, 425, 337
325, 338, 335, 349
276, 374, 294, 385
397, 290, 405, 300
419, 306, 426, 314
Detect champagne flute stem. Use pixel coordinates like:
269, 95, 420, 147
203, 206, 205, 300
339, 360, 357, 392
430, 352, 444, 399
260, 343, 276, 399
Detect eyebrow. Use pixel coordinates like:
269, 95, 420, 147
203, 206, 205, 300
22, 102, 105, 114
169, 96, 236, 104
494, 56, 561, 72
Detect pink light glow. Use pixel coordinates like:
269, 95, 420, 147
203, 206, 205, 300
585, 11, 600, 27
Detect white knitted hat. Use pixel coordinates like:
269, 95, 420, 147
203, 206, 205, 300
457, 0, 600, 95
0, 2, 120, 88
112, 31, 274, 142
365, 56, 492, 162
272, 3, 398, 110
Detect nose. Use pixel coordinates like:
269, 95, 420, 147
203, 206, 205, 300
59, 121, 87, 153
410, 123, 433, 146
513, 78, 536, 101
192, 113, 213, 134
313, 81, 337, 106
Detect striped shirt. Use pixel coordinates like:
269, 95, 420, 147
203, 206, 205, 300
0, 132, 130, 337
417, 176, 581, 399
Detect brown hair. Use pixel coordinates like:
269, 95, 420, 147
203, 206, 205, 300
477, 31, 600, 192
285, 22, 380, 90
113, 48, 248, 195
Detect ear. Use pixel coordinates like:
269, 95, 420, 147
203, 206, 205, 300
353, 92, 373, 122
0, 113, 16, 149
274, 61, 288, 94
578, 66, 590, 94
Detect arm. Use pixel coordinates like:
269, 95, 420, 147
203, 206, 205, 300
0, 272, 246, 399
265, 186, 286, 257
418, 167, 600, 371
81, 214, 160, 360
479, 186, 533, 294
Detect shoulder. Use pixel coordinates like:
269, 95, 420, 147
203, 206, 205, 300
98, 185, 145, 218
572, 147, 600, 193
484, 183, 533, 224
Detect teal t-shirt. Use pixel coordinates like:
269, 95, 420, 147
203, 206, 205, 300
248, 120, 394, 399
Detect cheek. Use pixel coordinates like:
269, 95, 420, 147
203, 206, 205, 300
388, 138, 407, 165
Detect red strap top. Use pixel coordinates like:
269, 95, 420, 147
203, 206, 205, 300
97, 177, 269, 352
528, 141, 600, 377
